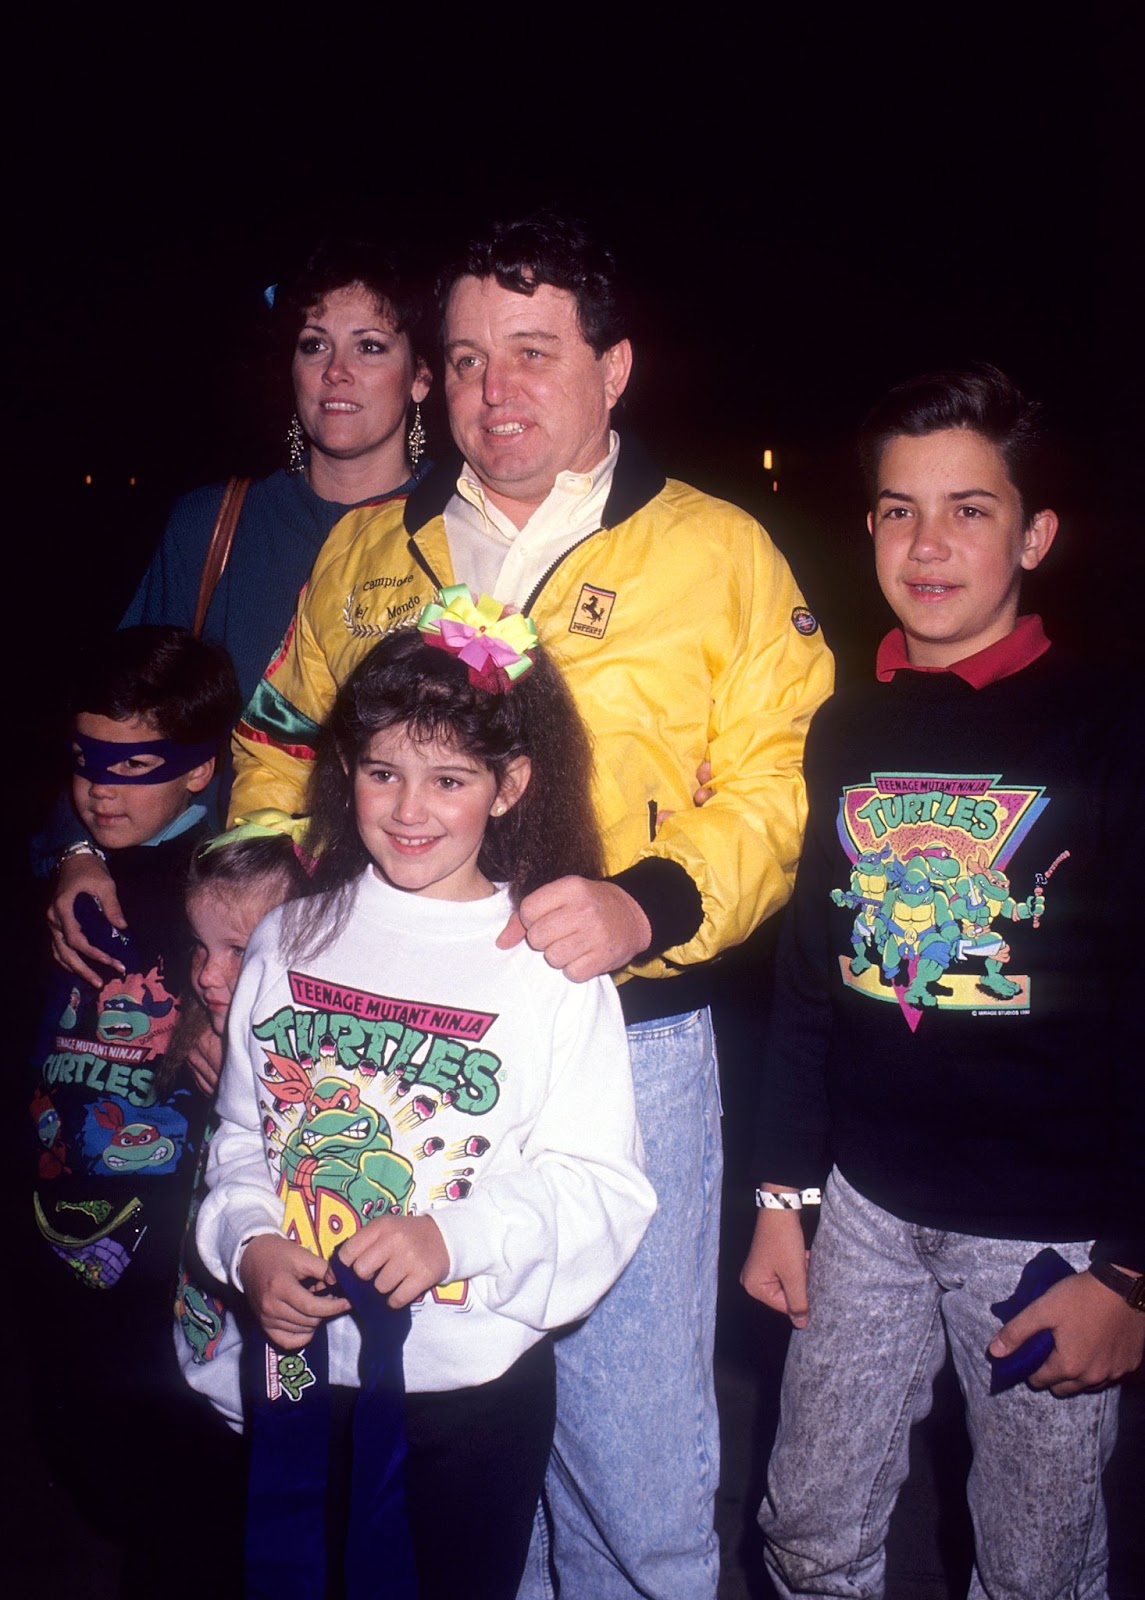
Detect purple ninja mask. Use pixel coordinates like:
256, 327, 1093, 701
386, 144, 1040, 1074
71, 732, 218, 786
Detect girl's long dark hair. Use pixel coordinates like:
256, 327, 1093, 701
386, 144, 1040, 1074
285, 627, 603, 960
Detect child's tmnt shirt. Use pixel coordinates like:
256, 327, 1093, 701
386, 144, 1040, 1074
757, 629, 1143, 1273
31, 830, 210, 1302
197, 869, 657, 1401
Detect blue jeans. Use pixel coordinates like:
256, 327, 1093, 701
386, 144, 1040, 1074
518, 1007, 723, 1599
761, 1170, 1119, 1600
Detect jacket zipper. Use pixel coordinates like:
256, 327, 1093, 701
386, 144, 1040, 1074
409, 526, 607, 621
523, 527, 605, 615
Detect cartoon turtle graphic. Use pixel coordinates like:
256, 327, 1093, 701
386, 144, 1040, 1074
262, 1056, 414, 1219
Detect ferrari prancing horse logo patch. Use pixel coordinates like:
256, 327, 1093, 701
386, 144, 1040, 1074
568, 584, 616, 639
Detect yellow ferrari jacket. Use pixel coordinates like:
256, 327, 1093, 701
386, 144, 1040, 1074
231, 439, 834, 992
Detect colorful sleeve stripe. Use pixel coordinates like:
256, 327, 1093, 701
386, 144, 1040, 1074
238, 678, 321, 761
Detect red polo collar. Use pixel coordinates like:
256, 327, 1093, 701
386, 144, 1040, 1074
876, 615, 1051, 688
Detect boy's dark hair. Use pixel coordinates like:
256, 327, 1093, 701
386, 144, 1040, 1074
858, 363, 1052, 524
272, 237, 429, 366
286, 626, 603, 959
437, 212, 627, 356
73, 626, 241, 745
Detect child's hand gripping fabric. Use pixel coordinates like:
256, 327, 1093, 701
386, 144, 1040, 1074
989, 1268, 1145, 1396
48, 853, 127, 983
337, 1215, 450, 1311
239, 1235, 351, 1350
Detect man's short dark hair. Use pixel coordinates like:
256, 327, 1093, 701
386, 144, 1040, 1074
73, 626, 241, 745
438, 212, 627, 356
858, 363, 1052, 524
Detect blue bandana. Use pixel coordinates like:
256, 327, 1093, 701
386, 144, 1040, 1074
71, 733, 217, 786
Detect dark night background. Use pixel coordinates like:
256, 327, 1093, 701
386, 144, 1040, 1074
9, 12, 1143, 1595
13, 13, 1142, 809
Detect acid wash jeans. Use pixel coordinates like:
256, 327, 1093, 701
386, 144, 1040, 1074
517, 1008, 723, 1600
761, 1169, 1119, 1600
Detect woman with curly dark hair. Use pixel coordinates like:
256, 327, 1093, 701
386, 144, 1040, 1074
52, 239, 432, 984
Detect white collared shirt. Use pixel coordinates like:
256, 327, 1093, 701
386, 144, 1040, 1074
444, 432, 620, 608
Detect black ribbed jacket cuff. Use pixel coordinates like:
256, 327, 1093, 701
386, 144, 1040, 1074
610, 857, 704, 960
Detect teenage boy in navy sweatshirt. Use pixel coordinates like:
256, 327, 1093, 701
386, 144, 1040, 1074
742, 365, 1143, 1600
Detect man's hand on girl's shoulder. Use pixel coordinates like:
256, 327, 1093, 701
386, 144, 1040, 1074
497, 877, 652, 982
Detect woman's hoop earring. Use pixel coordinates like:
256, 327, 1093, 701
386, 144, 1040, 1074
407, 402, 427, 471
286, 415, 306, 475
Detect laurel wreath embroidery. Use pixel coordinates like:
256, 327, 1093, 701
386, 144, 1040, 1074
341, 585, 422, 639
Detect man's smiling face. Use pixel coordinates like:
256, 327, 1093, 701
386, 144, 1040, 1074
443, 276, 631, 525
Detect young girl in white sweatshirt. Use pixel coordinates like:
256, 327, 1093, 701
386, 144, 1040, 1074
197, 589, 655, 1599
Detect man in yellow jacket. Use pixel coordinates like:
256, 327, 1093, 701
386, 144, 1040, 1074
230, 215, 834, 1600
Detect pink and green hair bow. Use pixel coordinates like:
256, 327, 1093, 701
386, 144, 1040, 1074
417, 585, 538, 694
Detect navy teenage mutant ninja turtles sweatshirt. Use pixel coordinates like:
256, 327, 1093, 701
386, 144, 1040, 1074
756, 622, 1143, 1274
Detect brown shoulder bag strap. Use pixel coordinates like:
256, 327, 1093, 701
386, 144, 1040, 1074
192, 476, 251, 638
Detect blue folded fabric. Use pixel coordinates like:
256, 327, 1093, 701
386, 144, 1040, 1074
988, 1246, 1075, 1394
244, 1248, 418, 1598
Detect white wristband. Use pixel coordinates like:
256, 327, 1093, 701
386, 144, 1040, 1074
755, 1187, 822, 1211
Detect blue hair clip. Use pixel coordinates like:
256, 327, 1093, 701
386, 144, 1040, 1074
263, 283, 277, 309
